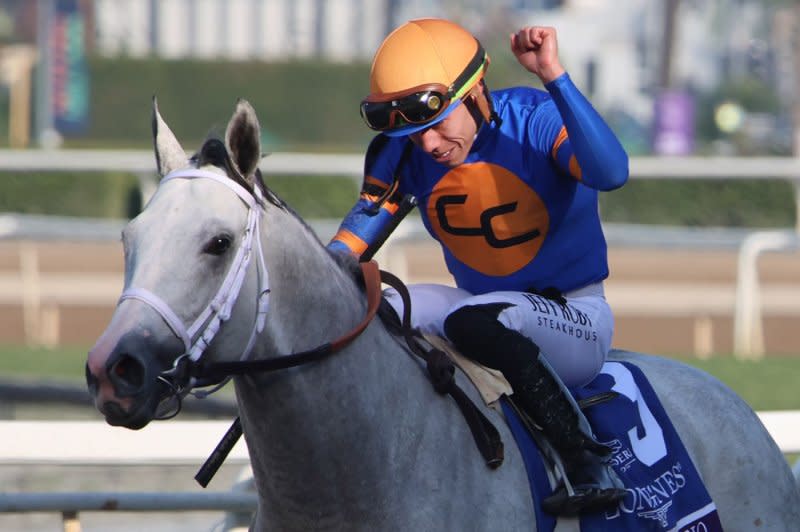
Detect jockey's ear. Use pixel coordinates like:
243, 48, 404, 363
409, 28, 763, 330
225, 99, 262, 186
151, 96, 188, 177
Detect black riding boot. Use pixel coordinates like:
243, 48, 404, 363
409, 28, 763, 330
444, 303, 626, 516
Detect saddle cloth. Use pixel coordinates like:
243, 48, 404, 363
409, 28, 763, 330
424, 335, 724, 531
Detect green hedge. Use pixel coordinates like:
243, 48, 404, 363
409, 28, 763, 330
0, 58, 794, 226
266, 175, 359, 218
0, 172, 359, 220
0, 172, 140, 218
600, 179, 796, 228
81, 50, 542, 151
85, 57, 375, 151
0, 171, 794, 228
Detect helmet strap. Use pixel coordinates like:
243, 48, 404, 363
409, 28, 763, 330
466, 80, 502, 128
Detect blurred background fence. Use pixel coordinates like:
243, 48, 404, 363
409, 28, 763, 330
1, 150, 800, 360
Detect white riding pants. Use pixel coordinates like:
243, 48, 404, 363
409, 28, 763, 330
384, 282, 613, 388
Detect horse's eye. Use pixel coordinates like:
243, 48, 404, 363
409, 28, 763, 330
203, 234, 232, 256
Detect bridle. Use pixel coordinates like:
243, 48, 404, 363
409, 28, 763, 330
116, 168, 270, 416
117, 168, 382, 418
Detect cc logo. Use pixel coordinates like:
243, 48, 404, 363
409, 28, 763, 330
428, 162, 549, 276
435, 195, 541, 248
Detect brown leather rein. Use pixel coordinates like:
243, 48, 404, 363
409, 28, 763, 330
188, 260, 383, 383
192, 260, 503, 487
191, 260, 381, 486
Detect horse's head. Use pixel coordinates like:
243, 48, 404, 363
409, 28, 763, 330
86, 98, 269, 429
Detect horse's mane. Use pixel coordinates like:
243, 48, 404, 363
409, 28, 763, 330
327, 248, 409, 336
328, 248, 362, 278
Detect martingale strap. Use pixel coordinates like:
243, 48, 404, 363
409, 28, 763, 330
379, 269, 504, 469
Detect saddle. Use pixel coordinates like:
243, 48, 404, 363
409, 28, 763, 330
376, 274, 722, 530
420, 334, 724, 532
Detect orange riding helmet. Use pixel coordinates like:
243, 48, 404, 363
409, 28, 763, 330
360, 18, 494, 137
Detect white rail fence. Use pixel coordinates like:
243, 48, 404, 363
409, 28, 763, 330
0, 416, 797, 530
0, 421, 255, 532
1, 150, 800, 358
733, 230, 800, 358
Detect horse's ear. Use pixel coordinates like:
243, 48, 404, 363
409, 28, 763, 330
225, 99, 262, 185
151, 97, 188, 177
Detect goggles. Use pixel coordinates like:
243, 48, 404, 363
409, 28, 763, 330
361, 84, 455, 131
360, 44, 488, 133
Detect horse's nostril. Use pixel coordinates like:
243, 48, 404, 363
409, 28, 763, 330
108, 354, 146, 396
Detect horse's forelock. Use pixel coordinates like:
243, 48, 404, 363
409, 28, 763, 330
192, 138, 285, 209
195, 137, 242, 179
189, 138, 252, 193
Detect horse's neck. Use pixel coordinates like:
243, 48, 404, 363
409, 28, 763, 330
258, 206, 364, 352
237, 209, 390, 442
231, 208, 537, 529
230, 207, 435, 523
234, 327, 454, 528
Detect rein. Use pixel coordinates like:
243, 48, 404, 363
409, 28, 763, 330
193, 259, 383, 487
189, 259, 383, 381
194, 266, 504, 488
378, 270, 505, 471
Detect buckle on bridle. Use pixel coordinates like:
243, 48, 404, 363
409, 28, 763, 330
154, 354, 193, 420
161, 353, 193, 387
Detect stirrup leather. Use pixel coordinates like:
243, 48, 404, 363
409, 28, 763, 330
507, 396, 625, 516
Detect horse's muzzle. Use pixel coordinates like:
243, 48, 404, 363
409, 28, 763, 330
86, 331, 184, 429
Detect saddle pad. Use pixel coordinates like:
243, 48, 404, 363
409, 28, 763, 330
504, 361, 724, 531
423, 333, 512, 406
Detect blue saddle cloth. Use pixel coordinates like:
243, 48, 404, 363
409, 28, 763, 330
502, 361, 724, 531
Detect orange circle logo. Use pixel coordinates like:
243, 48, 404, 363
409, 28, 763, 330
427, 162, 549, 276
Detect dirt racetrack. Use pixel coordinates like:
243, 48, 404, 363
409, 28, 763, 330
1, 238, 800, 356
1, 236, 799, 532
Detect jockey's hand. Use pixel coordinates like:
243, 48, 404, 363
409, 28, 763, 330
510, 26, 566, 85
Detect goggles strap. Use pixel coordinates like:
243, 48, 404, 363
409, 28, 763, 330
447, 41, 487, 97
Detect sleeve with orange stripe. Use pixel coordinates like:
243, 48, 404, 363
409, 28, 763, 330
550, 126, 585, 182
328, 136, 409, 256
545, 73, 629, 191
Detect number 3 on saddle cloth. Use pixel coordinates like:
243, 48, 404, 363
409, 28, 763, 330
502, 361, 724, 531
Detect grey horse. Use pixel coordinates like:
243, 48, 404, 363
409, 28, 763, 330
85, 99, 800, 531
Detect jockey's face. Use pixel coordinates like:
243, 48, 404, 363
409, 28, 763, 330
409, 95, 480, 168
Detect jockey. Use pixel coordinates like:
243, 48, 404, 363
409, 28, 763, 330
328, 17, 629, 515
